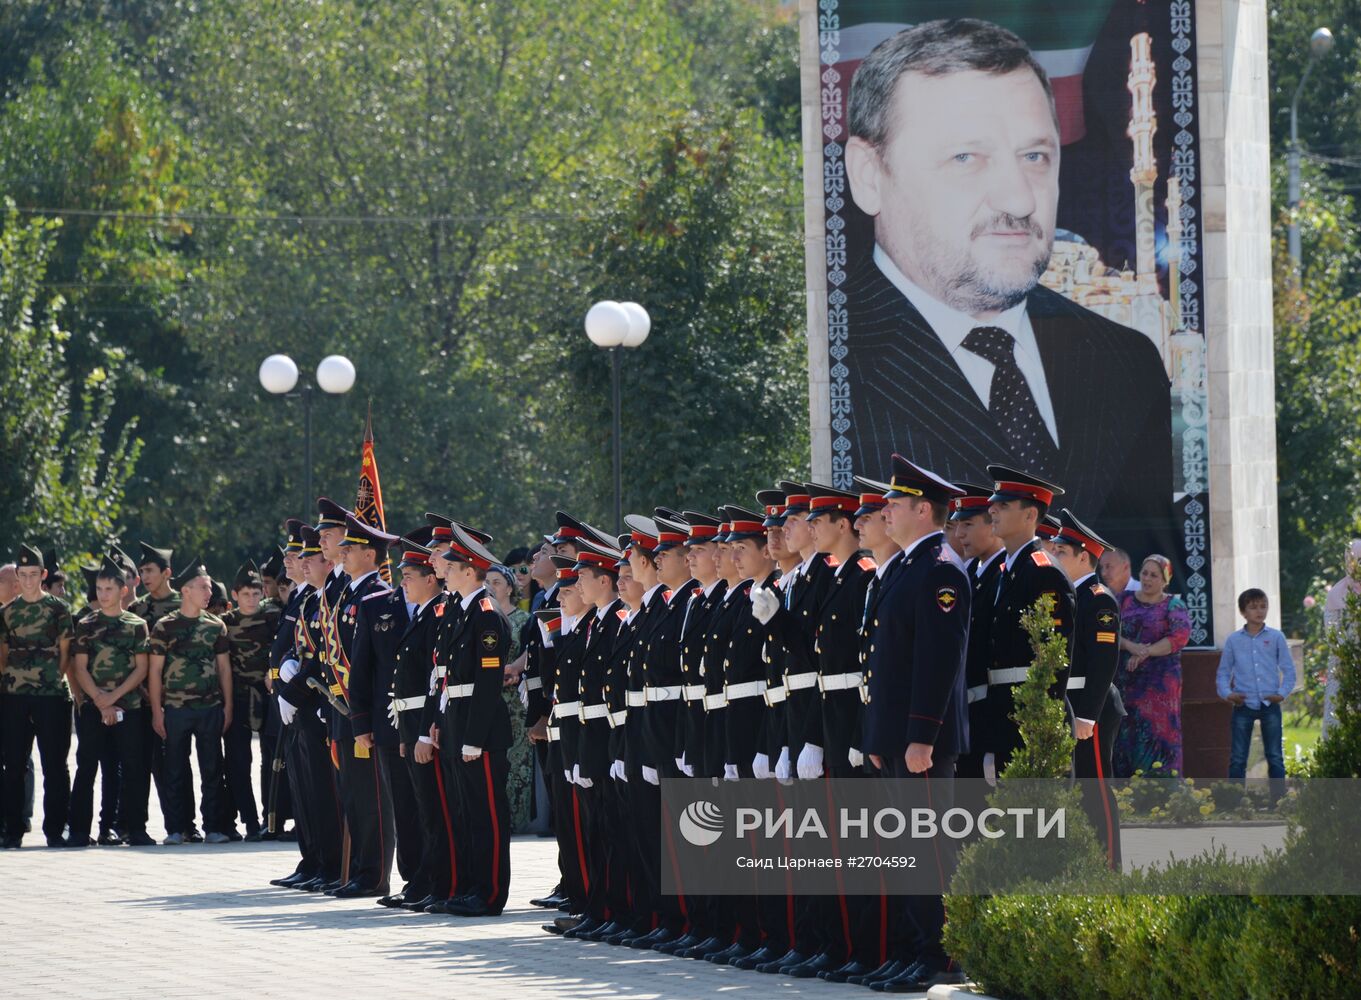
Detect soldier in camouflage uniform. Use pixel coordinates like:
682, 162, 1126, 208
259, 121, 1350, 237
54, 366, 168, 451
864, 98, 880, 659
148, 559, 233, 845
0, 544, 76, 848
130, 542, 183, 838
220, 560, 280, 841
69, 557, 155, 847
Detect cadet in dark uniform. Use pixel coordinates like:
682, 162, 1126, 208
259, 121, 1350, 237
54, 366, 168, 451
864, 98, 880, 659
437, 523, 513, 917
320, 512, 396, 897
1052, 509, 1125, 870
275, 526, 344, 891
949, 484, 1006, 787
979, 467, 1077, 771
860, 455, 970, 994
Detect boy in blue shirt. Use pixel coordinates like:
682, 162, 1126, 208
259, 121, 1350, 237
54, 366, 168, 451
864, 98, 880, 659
1216, 588, 1295, 802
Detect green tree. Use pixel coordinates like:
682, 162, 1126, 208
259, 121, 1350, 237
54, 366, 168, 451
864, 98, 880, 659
0, 200, 141, 561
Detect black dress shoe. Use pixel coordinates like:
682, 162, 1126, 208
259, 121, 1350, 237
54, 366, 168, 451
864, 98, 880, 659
655, 931, 702, 954
819, 958, 873, 983
690, 937, 735, 961
530, 889, 566, 908
582, 919, 624, 941
243, 829, 263, 843
334, 883, 386, 899
186, 831, 204, 843
64, 836, 94, 848
225, 829, 244, 842
674, 934, 725, 958
0, 836, 21, 850
542, 921, 567, 935
870, 962, 923, 993
376, 893, 407, 908
46, 836, 68, 848
97, 829, 123, 846
277, 828, 297, 842
879, 961, 965, 993
270, 872, 307, 887
324, 879, 355, 896
849, 958, 908, 986
732, 944, 783, 970
556, 899, 574, 912
630, 927, 676, 950
564, 916, 604, 939
605, 925, 646, 946
447, 896, 501, 917
259, 830, 279, 841
785, 952, 838, 978
401, 894, 437, 912
705, 942, 752, 965
125, 831, 157, 847
295, 876, 329, 892
756, 948, 806, 974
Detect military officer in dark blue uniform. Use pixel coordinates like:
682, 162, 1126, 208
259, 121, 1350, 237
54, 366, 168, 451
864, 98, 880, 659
860, 454, 970, 994
1051, 509, 1125, 870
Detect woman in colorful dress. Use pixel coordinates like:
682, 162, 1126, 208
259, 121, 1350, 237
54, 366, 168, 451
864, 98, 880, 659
1113, 554, 1191, 778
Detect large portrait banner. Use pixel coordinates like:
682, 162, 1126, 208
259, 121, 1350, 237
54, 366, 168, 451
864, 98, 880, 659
810, 0, 1212, 642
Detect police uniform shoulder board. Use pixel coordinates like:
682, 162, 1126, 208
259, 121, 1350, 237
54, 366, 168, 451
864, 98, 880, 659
1031, 550, 1053, 567
857, 556, 877, 572
615, 608, 628, 622
479, 596, 495, 613
824, 554, 840, 569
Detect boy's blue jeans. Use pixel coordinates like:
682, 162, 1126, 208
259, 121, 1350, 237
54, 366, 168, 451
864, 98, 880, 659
1228, 702, 1286, 798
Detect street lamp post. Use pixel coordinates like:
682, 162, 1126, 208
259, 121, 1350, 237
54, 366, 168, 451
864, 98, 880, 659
259, 353, 356, 515
1288, 26, 1334, 271
585, 301, 651, 533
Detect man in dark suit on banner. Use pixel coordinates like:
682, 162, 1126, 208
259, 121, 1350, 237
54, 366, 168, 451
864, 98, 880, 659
842, 18, 1172, 556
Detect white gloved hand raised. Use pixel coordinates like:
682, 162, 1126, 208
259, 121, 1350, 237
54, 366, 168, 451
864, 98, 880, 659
280, 659, 300, 683
279, 697, 297, 725
848, 747, 865, 769
723, 763, 740, 782
753, 752, 771, 780
641, 765, 660, 786
750, 585, 780, 625
775, 745, 792, 783
797, 743, 825, 780
439, 689, 449, 712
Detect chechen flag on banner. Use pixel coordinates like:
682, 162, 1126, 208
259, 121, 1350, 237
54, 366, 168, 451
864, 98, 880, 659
354, 406, 392, 584
829, 0, 1116, 145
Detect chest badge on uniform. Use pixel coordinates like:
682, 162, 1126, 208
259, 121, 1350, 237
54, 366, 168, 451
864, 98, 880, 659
936, 586, 959, 612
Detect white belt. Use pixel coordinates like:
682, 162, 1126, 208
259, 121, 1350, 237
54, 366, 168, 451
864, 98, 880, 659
626, 690, 646, 707
819, 672, 862, 692
645, 685, 682, 702
764, 684, 787, 706
393, 696, 425, 712
608, 709, 628, 727
580, 703, 609, 720
988, 667, 1030, 685
785, 671, 818, 691
966, 684, 988, 704
725, 680, 766, 701
1066, 677, 1086, 690
553, 701, 582, 719
682, 683, 706, 702
547, 725, 560, 742
703, 692, 728, 710
525, 676, 542, 691
446, 683, 474, 698
433, 664, 447, 677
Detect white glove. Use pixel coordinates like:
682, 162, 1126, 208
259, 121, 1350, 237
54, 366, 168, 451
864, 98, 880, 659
518, 677, 529, 709
848, 747, 865, 768
681, 758, 694, 778
461, 745, 482, 760
608, 759, 622, 781
279, 697, 297, 725
564, 769, 573, 784
428, 665, 440, 692
578, 775, 594, 788
439, 689, 449, 712
797, 743, 825, 780
750, 585, 779, 625
775, 746, 792, 783
280, 659, 300, 683
983, 752, 997, 787
753, 752, 771, 779
614, 759, 629, 782
641, 765, 660, 786
386, 699, 399, 727
675, 756, 686, 774
723, 763, 739, 782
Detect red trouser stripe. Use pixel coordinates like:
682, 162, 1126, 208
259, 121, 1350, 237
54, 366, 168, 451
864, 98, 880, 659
572, 786, 590, 893
432, 760, 457, 895
1092, 723, 1116, 867
483, 753, 502, 903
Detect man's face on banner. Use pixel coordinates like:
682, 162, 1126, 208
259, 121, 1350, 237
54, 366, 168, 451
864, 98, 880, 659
850, 67, 1059, 317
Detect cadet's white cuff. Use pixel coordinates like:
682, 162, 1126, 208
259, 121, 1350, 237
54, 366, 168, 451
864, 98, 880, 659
462, 745, 482, 758
1076, 716, 1096, 726
418, 735, 434, 745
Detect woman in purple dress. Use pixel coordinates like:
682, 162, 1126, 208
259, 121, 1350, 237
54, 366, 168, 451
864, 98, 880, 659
1113, 554, 1191, 778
